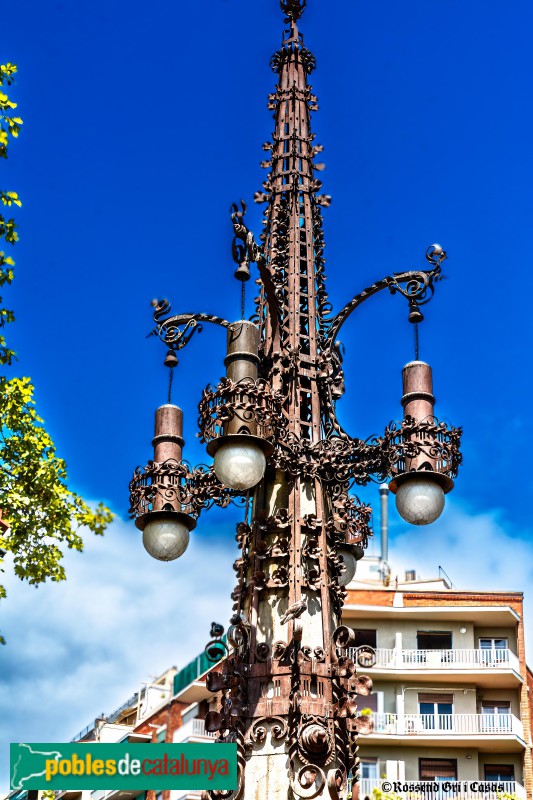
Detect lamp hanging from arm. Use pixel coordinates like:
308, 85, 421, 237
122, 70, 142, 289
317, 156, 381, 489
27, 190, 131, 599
389, 359, 456, 525
134, 403, 197, 561
207, 320, 274, 492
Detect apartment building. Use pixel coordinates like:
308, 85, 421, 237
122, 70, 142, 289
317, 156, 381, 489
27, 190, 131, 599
343, 553, 532, 799
131, 566, 531, 800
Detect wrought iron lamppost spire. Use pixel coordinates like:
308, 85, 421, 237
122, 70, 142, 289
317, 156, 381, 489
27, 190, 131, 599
129, 2, 462, 798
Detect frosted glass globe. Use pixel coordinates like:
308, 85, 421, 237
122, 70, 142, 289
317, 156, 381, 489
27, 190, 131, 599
213, 440, 266, 491
142, 517, 190, 561
338, 549, 357, 586
395, 477, 445, 526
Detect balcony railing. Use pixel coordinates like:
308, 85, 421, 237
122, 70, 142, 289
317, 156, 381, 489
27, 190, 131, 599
355, 779, 525, 799
347, 647, 520, 672
70, 692, 140, 742
173, 717, 217, 742
368, 712, 523, 737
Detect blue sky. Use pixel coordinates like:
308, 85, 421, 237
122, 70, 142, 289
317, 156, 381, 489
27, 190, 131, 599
2, 0, 533, 791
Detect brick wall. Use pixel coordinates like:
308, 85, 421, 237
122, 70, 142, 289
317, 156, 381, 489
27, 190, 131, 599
402, 591, 523, 607
345, 589, 395, 606
515, 613, 533, 793
134, 698, 190, 800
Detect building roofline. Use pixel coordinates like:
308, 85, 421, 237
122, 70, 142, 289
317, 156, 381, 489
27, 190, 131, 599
402, 590, 524, 600
343, 603, 521, 622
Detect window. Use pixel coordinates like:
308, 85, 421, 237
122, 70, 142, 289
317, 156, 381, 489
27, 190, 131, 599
484, 764, 514, 781
362, 693, 379, 713
360, 759, 378, 780
352, 629, 377, 648
480, 638, 507, 649
480, 638, 508, 665
481, 701, 511, 731
419, 759, 457, 781
418, 693, 454, 731
181, 703, 200, 725
417, 631, 452, 650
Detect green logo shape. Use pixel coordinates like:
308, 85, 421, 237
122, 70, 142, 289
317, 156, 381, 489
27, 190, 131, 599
11, 743, 237, 790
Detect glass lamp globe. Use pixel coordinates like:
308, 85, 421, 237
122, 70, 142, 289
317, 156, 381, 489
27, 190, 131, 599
395, 477, 445, 526
213, 439, 266, 491
142, 516, 191, 561
338, 548, 357, 587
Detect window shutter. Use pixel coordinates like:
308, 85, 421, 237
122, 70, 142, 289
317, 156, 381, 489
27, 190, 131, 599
419, 759, 457, 779
482, 701, 511, 710
484, 765, 514, 780
418, 693, 453, 704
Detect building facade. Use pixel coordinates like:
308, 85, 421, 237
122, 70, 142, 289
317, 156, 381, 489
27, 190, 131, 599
7, 545, 531, 800
143, 570, 532, 800
343, 558, 532, 799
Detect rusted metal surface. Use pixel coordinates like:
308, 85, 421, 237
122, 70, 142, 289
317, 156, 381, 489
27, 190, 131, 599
198, 378, 283, 447
152, 405, 183, 465
388, 360, 455, 494
129, 459, 248, 521
130, 2, 462, 798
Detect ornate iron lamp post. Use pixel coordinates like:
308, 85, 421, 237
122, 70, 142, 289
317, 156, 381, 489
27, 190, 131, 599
129, 2, 462, 798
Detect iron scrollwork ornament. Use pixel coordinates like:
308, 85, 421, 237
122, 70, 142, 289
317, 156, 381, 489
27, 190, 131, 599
133, 4, 462, 800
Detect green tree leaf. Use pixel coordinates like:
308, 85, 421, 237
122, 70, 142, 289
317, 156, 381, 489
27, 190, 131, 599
0, 64, 113, 643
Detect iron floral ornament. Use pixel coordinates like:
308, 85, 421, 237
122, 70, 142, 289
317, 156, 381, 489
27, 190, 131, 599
129, 2, 462, 799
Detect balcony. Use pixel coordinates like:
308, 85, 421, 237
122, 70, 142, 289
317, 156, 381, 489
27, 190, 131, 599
355, 779, 526, 799
173, 717, 217, 743
348, 647, 522, 687
364, 713, 525, 750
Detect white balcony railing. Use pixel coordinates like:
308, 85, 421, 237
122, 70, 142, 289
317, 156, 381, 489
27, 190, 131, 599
355, 779, 526, 799
173, 717, 217, 742
368, 712, 523, 737
347, 647, 520, 672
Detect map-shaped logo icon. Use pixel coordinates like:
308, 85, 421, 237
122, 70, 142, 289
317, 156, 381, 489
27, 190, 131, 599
10, 743, 62, 790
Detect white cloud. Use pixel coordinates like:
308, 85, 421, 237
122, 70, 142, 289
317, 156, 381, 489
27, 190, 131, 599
0, 515, 236, 795
2, 499, 532, 796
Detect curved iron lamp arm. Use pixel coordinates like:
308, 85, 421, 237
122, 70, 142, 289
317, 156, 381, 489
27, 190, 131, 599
323, 246, 446, 352
148, 301, 232, 352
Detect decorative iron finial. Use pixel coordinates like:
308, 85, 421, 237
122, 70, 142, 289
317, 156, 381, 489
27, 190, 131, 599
280, 0, 307, 22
